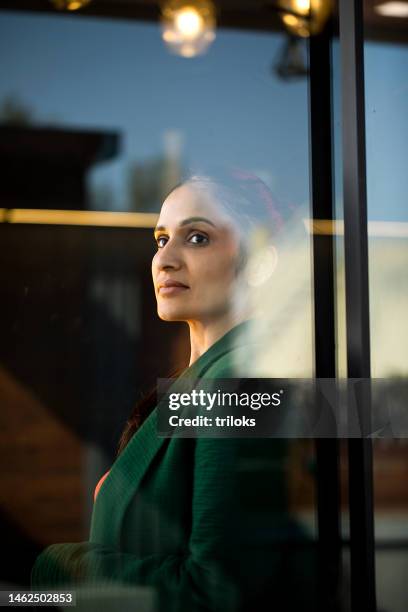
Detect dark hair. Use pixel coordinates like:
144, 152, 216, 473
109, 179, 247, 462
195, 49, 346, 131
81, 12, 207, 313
116, 368, 182, 457
174, 166, 284, 239
117, 167, 283, 455
116, 387, 155, 457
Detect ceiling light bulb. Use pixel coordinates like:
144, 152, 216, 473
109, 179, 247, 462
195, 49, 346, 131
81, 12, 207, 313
175, 8, 203, 38
293, 0, 311, 15
161, 0, 216, 58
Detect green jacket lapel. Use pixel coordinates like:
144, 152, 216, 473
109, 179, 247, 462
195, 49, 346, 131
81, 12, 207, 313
90, 320, 251, 547
89, 405, 163, 546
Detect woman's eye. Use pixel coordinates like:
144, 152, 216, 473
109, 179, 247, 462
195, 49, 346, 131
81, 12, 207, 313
155, 233, 208, 248
188, 233, 208, 245
156, 236, 168, 248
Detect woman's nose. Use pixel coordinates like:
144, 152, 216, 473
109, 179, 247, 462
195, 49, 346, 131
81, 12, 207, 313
154, 240, 182, 271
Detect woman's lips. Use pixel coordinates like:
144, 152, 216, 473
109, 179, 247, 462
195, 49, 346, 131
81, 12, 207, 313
159, 285, 189, 296
158, 281, 189, 296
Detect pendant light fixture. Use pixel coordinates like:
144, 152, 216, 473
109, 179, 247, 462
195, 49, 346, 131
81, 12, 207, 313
277, 0, 332, 37
160, 0, 216, 58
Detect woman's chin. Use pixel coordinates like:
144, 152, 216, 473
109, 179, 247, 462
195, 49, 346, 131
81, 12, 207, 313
157, 308, 187, 322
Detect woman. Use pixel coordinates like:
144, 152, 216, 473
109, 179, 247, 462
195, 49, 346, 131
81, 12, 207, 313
31, 169, 314, 612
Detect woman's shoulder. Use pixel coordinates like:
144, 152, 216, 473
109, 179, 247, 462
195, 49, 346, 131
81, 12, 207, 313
201, 349, 241, 378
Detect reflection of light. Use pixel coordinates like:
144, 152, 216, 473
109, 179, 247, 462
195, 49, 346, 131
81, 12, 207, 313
282, 14, 310, 37
2, 211, 407, 238
279, 0, 332, 37
246, 247, 277, 287
50, 0, 91, 11
303, 219, 408, 238
283, 14, 300, 26
161, 0, 216, 58
0, 209, 158, 228
374, 2, 408, 17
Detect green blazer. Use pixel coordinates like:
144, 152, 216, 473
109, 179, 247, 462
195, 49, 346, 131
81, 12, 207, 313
31, 321, 315, 612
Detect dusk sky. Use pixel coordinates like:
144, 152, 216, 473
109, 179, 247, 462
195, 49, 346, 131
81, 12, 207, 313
0, 9, 406, 221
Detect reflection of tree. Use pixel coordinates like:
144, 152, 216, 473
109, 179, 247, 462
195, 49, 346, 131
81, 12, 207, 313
0, 93, 63, 127
0, 94, 34, 125
128, 130, 184, 212
89, 182, 115, 211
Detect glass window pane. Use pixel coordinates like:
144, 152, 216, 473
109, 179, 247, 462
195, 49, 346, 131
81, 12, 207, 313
0, 7, 321, 609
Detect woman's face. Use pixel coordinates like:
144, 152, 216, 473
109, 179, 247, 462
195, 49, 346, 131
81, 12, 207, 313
152, 183, 241, 324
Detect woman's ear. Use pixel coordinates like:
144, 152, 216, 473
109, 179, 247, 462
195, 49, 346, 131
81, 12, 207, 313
244, 244, 278, 287
235, 243, 249, 276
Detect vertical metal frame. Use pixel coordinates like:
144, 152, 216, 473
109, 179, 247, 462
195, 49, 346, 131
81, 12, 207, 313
338, 0, 377, 610
309, 24, 341, 612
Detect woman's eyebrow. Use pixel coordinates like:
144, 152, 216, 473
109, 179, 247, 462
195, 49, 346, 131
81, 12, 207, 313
154, 217, 216, 233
